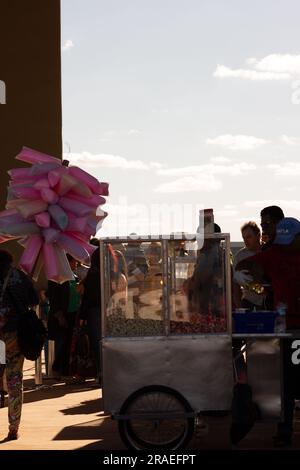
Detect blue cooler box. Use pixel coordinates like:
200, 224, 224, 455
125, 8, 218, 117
233, 311, 278, 334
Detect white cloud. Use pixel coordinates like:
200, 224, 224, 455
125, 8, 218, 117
213, 64, 290, 81
252, 54, 300, 75
62, 39, 74, 52
149, 162, 165, 169
127, 129, 142, 136
210, 156, 231, 163
155, 175, 222, 193
206, 134, 269, 150
268, 162, 300, 176
158, 162, 256, 177
151, 108, 169, 113
214, 54, 300, 81
67, 151, 158, 170
280, 135, 300, 146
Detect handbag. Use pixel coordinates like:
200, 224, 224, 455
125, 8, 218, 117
17, 308, 47, 361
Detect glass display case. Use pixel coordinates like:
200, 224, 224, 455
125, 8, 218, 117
100, 234, 231, 337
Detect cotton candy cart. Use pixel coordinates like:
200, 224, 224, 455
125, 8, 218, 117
99, 233, 235, 450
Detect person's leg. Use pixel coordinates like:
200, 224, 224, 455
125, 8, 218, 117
61, 311, 77, 378
44, 339, 49, 376
5, 331, 24, 436
232, 338, 247, 383
275, 339, 295, 445
86, 307, 101, 383
52, 334, 64, 377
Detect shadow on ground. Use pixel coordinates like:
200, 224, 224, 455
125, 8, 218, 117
60, 398, 102, 416
53, 416, 126, 450
1, 380, 102, 407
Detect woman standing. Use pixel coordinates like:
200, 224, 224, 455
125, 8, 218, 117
0, 249, 38, 440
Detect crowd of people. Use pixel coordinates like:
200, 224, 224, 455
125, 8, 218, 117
0, 204, 300, 447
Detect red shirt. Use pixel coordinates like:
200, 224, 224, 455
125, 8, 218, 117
251, 246, 300, 329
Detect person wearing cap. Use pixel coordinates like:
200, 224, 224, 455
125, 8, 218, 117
236, 217, 300, 447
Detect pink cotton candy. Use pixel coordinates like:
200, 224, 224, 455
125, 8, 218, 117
19, 235, 43, 274
0, 208, 18, 217
0, 213, 24, 228
9, 180, 37, 189
0, 222, 40, 236
86, 214, 107, 233
59, 197, 93, 217
40, 187, 59, 204
56, 173, 78, 196
6, 199, 28, 210
93, 182, 109, 196
54, 247, 75, 284
66, 215, 87, 233
30, 162, 61, 177
16, 200, 48, 219
8, 167, 33, 180
68, 166, 101, 192
70, 182, 93, 198
67, 192, 106, 208
1, 147, 109, 284
48, 204, 68, 230
42, 227, 60, 244
66, 232, 97, 257
16, 146, 61, 165
10, 187, 41, 201
34, 178, 50, 190
57, 233, 90, 263
48, 167, 66, 188
35, 212, 50, 228
0, 209, 23, 223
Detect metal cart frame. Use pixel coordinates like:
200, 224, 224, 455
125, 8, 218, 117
100, 234, 234, 450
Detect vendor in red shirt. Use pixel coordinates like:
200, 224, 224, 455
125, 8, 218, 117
236, 217, 300, 447
237, 217, 300, 329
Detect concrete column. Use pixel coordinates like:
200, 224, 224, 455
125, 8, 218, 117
0, 0, 62, 259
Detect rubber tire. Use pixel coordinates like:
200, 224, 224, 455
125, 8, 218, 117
118, 385, 195, 451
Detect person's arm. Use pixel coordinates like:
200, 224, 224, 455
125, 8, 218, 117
235, 252, 268, 283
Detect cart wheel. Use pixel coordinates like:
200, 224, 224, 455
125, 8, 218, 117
118, 385, 195, 450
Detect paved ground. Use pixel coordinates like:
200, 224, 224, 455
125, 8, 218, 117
1, 360, 300, 451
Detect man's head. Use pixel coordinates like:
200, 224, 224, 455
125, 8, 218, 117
260, 206, 284, 243
241, 221, 261, 251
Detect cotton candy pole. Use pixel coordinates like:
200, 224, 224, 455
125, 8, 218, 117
0, 147, 108, 283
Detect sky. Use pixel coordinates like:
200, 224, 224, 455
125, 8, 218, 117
61, 0, 300, 240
